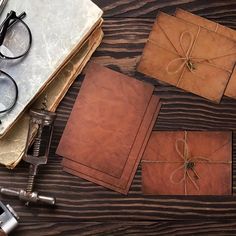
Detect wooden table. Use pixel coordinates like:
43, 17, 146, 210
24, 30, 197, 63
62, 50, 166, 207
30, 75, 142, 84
1, 0, 236, 235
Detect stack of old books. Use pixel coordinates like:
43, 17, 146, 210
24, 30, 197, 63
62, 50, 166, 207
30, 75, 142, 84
0, 0, 103, 168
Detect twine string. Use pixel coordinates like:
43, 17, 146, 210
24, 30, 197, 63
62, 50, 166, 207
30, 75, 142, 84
169, 132, 211, 194
214, 23, 219, 32
166, 29, 200, 75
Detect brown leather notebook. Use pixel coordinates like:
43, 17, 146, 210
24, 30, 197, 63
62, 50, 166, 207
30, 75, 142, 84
56, 63, 161, 194
137, 12, 236, 103
142, 131, 232, 195
63, 97, 161, 194
175, 8, 236, 99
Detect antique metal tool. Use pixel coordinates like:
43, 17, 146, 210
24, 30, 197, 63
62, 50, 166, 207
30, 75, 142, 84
1, 109, 56, 206
0, 201, 19, 236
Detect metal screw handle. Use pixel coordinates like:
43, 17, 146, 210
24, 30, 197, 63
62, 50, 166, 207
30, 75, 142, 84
25, 122, 44, 195
0, 188, 56, 206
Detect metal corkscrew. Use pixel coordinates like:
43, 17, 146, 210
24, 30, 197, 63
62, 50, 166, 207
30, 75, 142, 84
1, 109, 57, 206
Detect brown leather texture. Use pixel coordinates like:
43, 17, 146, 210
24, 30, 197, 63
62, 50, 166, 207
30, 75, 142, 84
62, 98, 161, 194
0, 230, 7, 236
175, 9, 236, 41
137, 12, 236, 103
175, 9, 236, 99
56, 62, 161, 194
142, 131, 232, 195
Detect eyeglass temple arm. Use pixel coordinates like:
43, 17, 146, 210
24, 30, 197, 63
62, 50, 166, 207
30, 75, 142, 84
0, 11, 26, 46
0, 13, 11, 45
8, 12, 26, 29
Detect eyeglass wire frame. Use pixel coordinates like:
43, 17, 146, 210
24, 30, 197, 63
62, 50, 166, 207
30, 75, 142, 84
0, 10, 32, 120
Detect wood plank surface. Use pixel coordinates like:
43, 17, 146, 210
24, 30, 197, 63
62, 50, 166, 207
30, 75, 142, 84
1, 0, 236, 235
11, 221, 236, 236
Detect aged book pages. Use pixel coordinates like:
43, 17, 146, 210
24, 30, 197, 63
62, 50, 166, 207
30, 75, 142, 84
0, 0, 103, 137
57, 63, 162, 194
0, 26, 103, 168
175, 9, 236, 99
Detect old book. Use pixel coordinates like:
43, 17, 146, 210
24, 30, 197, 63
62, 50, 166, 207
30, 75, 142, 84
142, 131, 232, 195
0, 0, 103, 138
175, 9, 236, 99
137, 12, 236, 103
56, 63, 161, 194
0, 25, 103, 168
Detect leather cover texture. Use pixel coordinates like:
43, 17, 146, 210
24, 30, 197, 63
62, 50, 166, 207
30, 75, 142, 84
175, 9, 236, 41
175, 9, 236, 99
137, 12, 236, 103
142, 131, 232, 195
56, 63, 161, 194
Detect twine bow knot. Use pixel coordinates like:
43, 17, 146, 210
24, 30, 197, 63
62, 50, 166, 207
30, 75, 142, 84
169, 136, 210, 194
186, 59, 196, 71
166, 31, 200, 75
185, 160, 195, 172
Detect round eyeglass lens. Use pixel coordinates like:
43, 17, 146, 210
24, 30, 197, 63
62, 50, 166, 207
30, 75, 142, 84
0, 18, 31, 59
0, 71, 17, 113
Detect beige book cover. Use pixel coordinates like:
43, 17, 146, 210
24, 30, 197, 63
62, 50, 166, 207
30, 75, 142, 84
0, 0, 103, 137
0, 25, 103, 168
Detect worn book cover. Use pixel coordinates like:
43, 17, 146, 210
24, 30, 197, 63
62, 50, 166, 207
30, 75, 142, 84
0, 25, 103, 168
57, 63, 161, 194
175, 9, 236, 99
137, 12, 236, 103
142, 131, 232, 195
0, 0, 103, 137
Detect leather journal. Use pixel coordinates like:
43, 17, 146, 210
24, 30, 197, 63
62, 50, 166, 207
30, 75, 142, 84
57, 63, 161, 194
175, 9, 236, 99
142, 131, 232, 195
137, 12, 236, 103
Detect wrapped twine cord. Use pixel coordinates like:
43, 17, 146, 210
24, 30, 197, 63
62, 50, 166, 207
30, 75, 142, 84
214, 23, 219, 32
142, 131, 231, 195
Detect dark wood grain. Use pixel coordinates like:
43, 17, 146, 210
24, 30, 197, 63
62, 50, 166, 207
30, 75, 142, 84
1, 0, 236, 235
94, 0, 236, 23
11, 221, 236, 236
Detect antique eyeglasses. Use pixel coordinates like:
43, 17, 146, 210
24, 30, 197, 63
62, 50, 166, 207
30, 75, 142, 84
0, 10, 32, 118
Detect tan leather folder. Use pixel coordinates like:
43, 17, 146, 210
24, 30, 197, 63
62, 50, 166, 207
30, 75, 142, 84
175, 9, 236, 99
142, 131, 232, 195
137, 12, 236, 103
56, 63, 161, 194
